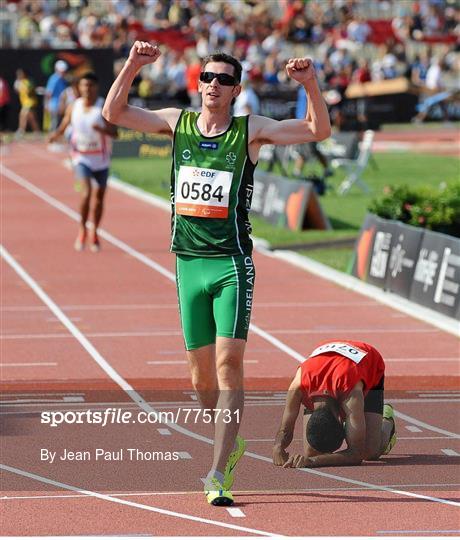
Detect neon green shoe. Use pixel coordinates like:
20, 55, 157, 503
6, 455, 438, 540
383, 404, 397, 455
223, 435, 246, 490
205, 477, 234, 506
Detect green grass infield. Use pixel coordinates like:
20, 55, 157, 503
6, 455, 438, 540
111, 151, 459, 272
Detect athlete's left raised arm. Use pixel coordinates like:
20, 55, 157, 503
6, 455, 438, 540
250, 58, 331, 146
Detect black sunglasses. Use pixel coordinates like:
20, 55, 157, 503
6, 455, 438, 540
199, 71, 237, 86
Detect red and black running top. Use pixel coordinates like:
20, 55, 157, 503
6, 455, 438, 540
299, 340, 385, 410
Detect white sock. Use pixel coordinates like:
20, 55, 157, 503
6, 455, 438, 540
204, 469, 225, 489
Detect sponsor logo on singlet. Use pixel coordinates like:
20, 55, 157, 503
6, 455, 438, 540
199, 141, 219, 150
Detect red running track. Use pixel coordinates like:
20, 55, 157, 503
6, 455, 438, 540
1, 141, 459, 537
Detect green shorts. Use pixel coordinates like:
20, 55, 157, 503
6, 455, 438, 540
176, 255, 255, 350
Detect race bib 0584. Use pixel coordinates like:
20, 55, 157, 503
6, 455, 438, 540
176, 165, 233, 219
308, 342, 368, 364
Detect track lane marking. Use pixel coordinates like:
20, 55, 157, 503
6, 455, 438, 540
441, 449, 460, 456
4, 165, 460, 508
0, 464, 277, 537
2, 482, 460, 501
0, 362, 58, 367
394, 410, 460, 439
227, 508, 246, 517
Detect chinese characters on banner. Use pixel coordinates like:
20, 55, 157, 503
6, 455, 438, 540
352, 214, 460, 319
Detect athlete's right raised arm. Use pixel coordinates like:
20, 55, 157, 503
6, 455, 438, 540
102, 41, 181, 136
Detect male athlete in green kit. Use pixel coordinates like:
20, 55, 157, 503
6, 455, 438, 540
103, 41, 331, 506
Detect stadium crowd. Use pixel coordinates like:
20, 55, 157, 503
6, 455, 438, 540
1, 0, 459, 129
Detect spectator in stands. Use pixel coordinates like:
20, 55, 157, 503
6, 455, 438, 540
185, 52, 202, 109
59, 77, 80, 118
14, 68, 40, 137
233, 76, 260, 116
165, 50, 188, 103
413, 55, 450, 123
45, 60, 69, 131
410, 51, 430, 86
0, 74, 11, 133
353, 58, 372, 84
51, 24, 77, 49
347, 14, 371, 44
138, 71, 155, 99
5, 0, 459, 130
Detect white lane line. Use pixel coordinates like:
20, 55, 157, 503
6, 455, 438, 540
385, 358, 460, 363
3, 482, 460, 501
177, 452, 192, 459
4, 166, 460, 507
405, 425, 423, 433
0, 464, 277, 537
47, 316, 81, 322
244, 436, 459, 442
408, 390, 460, 394
147, 360, 186, 365
394, 410, 460, 439
267, 328, 439, 334
226, 508, 246, 518
419, 393, 460, 397
147, 360, 258, 365
442, 449, 460, 456
0, 362, 57, 367
2, 331, 183, 339
2, 304, 178, 311
386, 358, 460, 363
0, 393, 83, 397
1, 300, 379, 311
377, 530, 460, 535
157, 428, 171, 436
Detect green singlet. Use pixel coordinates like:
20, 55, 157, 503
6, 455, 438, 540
170, 111, 255, 257
170, 111, 257, 349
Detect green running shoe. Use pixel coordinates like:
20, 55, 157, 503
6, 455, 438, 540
383, 403, 397, 455
205, 476, 234, 506
223, 435, 246, 490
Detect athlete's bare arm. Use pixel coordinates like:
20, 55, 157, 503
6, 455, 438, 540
48, 103, 73, 143
248, 58, 331, 161
102, 41, 181, 136
93, 120, 119, 139
273, 370, 303, 466
284, 381, 366, 468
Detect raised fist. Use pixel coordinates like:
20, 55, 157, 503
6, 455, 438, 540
128, 41, 161, 69
285, 58, 316, 85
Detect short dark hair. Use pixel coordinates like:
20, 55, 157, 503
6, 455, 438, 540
306, 407, 345, 453
201, 52, 242, 83
79, 72, 98, 84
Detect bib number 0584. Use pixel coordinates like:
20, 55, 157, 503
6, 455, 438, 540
181, 181, 224, 203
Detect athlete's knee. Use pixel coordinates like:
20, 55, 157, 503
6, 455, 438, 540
191, 376, 216, 395
216, 357, 243, 389
80, 184, 92, 199
95, 188, 106, 203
